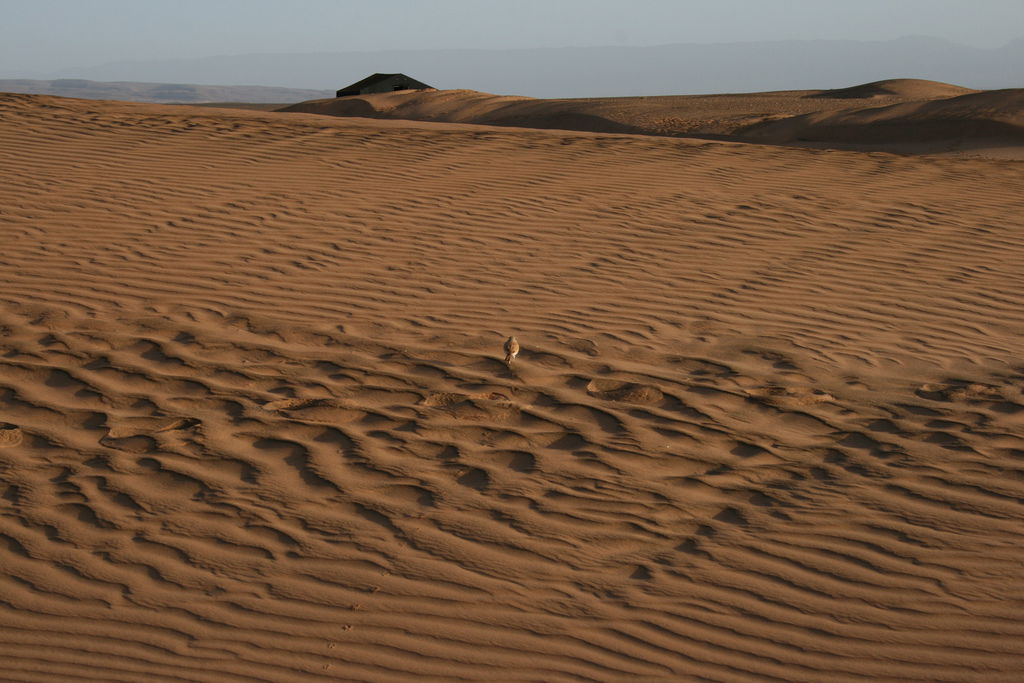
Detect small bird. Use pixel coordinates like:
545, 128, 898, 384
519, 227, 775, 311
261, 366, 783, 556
503, 335, 520, 365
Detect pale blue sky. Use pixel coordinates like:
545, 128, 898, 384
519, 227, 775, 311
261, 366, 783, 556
3, 0, 1022, 77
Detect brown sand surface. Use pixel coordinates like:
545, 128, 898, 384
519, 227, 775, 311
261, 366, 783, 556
742, 88, 1024, 153
2, 91, 1024, 681
280, 79, 1023, 157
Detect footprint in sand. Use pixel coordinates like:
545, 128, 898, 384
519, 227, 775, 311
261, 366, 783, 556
0, 423, 23, 448
586, 378, 663, 404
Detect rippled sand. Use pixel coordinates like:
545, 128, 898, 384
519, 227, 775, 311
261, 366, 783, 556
1, 92, 1023, 681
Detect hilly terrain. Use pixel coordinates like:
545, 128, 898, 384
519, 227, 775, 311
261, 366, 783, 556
281, 79, 1024, 156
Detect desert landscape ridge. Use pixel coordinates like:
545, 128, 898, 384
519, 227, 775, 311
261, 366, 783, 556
1, 91, 1024, 680
279, 79, 1024, 157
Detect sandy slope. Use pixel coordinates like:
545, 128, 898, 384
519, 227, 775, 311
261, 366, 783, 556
1, 92, 1024, 681
279, 79, 1023, 156
742, 88, 1024, 153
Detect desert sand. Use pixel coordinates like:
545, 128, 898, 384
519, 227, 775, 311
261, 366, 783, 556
1, 90, 1024, 681
281, 79, 1024, 157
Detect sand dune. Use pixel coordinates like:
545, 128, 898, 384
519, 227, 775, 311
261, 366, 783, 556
1, 91, 1024, 680
809, 78, 976, 100
280, 79, 1023, 156
741, 88, 1024, 153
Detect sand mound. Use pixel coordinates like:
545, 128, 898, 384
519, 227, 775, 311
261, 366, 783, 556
280, 88, 644, 135
2, 92, 1024, 679
742, 88, 1024, 151
811, 78, 976, 100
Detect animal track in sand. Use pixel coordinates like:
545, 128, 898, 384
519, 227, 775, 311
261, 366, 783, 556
0, 423, 23, 448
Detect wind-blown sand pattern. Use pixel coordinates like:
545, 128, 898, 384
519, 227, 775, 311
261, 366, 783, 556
1, 92, 1024, 680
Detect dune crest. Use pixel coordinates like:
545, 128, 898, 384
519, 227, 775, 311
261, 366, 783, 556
809, 78, 976, 100
742, 88, 1024, 151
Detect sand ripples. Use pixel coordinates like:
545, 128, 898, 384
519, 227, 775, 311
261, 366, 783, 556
1, 93, 1023, 680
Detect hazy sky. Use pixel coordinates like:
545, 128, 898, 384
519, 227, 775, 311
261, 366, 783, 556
4, 0, 1022, 76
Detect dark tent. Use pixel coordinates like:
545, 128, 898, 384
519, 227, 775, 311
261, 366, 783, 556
336, 73, 433, 98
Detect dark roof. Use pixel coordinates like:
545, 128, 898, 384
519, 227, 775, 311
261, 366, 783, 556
339, 73, 410, 91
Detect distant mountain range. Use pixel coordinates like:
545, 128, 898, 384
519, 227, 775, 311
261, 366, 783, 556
0, 78, 333, 104
6, 37, 1021, 100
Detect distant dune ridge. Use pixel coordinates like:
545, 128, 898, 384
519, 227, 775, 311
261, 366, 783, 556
809, 78, 976, 100
4, 74, 1020, 155
280, 78, 1024, 156
1, 91, 1024, 679
741, 87, 1024, 148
